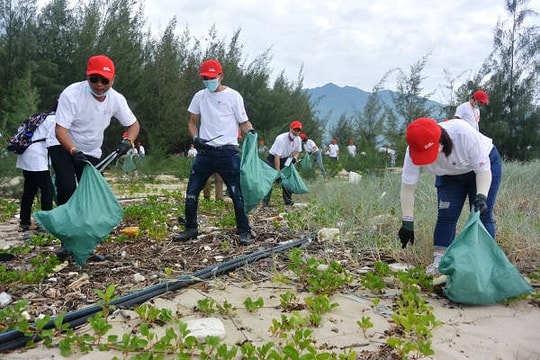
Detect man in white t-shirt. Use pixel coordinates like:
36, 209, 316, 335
454, 90, 489, 131
347, 139, 357, 157
187, 144, 197, 158
49, 55, 140, 205
328, 139, 339, 160
399, 118, 501, 275
263, 120, 303, 206
300, 133, 328, 180
173, 59, 255, 245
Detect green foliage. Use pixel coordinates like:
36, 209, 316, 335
0, 198, 18, 221
286, 248, 353, 295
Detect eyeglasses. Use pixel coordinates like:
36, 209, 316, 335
88, 75, 110, 85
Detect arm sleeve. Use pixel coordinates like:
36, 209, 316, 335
475, 170, 492, 197
400, 183, 416, 219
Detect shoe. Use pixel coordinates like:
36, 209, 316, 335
55, 246, 72, 260
426, 252, 443, 276
173, 228, 199, 242
239, 232, 254, 245
18, 224, 36, 232
88, 253, 108, 262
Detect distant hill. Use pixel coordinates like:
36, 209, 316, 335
305, 82, 443, 131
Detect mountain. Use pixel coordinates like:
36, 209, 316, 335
305, 82, 443, 130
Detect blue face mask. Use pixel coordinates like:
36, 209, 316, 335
87, 83, 109, 98
203, 78, 220, 92
473, 104, 480, 110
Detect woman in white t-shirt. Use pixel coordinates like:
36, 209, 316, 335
454, 90, 489, 131
16, 112, 56, 232
399, 118, 502, 275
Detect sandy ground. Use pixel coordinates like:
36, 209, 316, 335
1, 174, 539, 359
1, 234, 539, 360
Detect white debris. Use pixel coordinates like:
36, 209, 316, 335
0, 292, 12, 307
184, 317, 226, 341
133, 273, 146, 283
317, 228, 340, 242
348, 171, 362, 184
389, 263, 413, 272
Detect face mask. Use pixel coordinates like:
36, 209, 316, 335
474, 104, 480, 110
203, 78, 220, 92
87, 84, 109, 98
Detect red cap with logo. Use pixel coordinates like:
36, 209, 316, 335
290, 120, 302, 130
472, 90, 489, 104
86, 55, 115, 80
200, 59, 222, 78
406, 118, 442, 165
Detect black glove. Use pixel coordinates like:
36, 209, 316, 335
398, 220, 415, 248
291, 157, 297, 164
248, 129, 256, 135
115, 139, 131, 156
193, 136, 207, 151
473, 194, 488, 215
72, 150, 88, 166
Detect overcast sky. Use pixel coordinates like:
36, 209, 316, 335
143, 0, 539, 101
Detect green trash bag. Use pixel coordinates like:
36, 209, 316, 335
34, 164, 124, 266
438, 211, 533, 305
300, 154, 313, 172
280, 164, 309, 194
240, 131, 279, 213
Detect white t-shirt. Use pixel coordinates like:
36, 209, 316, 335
16, 114, 56, 172
347, 144, 357, 156
188, 87, 249, 147
328, 143, 339, 158
187, 148, 197, 158
303, 139, 319, 153
454, 101, 480, 131
269, 132, 302, 159
54, 81, 137, 158
402, 119, 493, 185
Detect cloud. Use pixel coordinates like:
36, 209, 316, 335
143, 0, 540, 100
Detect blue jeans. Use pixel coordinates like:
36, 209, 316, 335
311, 150, 328, 179
184, 147, 250, 234
433, 146, 502, 249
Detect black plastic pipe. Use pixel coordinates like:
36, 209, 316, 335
0, 237, 311, 352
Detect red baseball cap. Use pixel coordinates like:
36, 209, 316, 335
290, 120, 302, 130
300, 133, 307, 141
86, 55, 115, 80
200, 59, 222, 78
406, 118, 442, 165
472, 90, 489, 104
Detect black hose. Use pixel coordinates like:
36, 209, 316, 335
0, 237, 311, 352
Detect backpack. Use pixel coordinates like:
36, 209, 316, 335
6, 111, 54, 154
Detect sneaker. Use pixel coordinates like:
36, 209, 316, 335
426, 252, 443, 276
239, 232, 254, 245
55, 246, 72, 260
173, 228, 199, 242
88, 253, 108, 262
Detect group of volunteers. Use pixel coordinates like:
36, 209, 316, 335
16, 54, 500, 276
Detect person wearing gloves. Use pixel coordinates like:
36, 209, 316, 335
454, 90, 489, 131
263, 120, 303, 206
49, 54, 140, 206
300, 133, 328, 180
173, 59, 255, 245
399, 117, 501, 275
